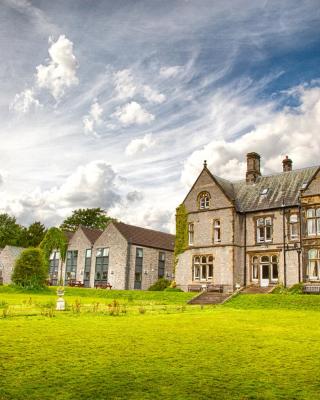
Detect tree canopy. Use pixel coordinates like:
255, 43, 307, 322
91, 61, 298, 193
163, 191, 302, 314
39, 227, 69, 262
60, 208, 113, 232
0, 213, 23, 248
19, 222, 47, 248
12, 247, 48, 289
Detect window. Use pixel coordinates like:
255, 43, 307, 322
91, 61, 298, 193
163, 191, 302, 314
65, 250, 78, 282
306, 208, 320, 236
307, 249, 320, 280
158, 252, 165, 278
193, 255, 213, 281
213, 220, 221, 243
134, 248, 143, 289
289, 214, 299, 240
84, 249, 92, 286
95, 248, 109, 282
252, 256, 259, 280
256, 217, 272, 243
188, 223, 194, 245
198, 192, 210, 209
49, 251, 60, 284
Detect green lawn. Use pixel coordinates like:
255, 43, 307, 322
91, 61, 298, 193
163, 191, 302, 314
1, 287, 320, 400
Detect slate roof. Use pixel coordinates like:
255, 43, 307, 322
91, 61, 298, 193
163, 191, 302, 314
113, 222, 175, 251
209, 166, 319, 213
79, 226, 103, 244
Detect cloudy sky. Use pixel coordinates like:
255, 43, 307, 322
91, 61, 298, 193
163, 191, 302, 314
1, 0, 320, 232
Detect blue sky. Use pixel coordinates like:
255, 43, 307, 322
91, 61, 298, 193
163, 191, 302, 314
1, 0, 320, 231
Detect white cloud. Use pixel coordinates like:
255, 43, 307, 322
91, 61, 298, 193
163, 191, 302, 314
113, 69, 166, 103
83, 101, 103, 137
181, 85, 320, 187
142, 85, 166, 104
125, 133, 156, 156
159, 65, 184, 78
113, 69, 136, 99
9, 88, 41, 113
36, 35, 79, 100
113, 101, 154, 126
0, 161, 121, 225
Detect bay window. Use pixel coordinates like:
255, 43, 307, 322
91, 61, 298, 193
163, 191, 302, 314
306, 208, 320, 236
193, 255, 213, 281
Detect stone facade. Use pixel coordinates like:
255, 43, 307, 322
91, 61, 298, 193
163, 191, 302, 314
0, 246, 24, 284
175, 153, 320, 292
54, 222, 174, 290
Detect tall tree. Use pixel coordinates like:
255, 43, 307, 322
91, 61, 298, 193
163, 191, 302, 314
19, 222, 47, 248
39, 227, 69, 262
60, 208, 113, 232
0, 213, 23, 248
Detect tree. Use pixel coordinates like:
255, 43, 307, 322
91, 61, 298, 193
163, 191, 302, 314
18, 222, 47, 248
39, 227, 69, 262
60, 208, 113, 232
174, 204, 188, 270
0, 213, 23, 248
12, 248, 48, 288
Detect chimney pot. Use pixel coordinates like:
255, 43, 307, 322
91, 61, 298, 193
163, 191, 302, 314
282, 155, 293, 172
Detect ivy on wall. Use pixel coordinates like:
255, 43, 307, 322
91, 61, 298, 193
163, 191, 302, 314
174, 204, 188, 270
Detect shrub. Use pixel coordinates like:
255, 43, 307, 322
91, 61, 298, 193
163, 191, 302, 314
164, 287, 183, 292
289, 283, 304, 294
12, 248, 48, 289
148, 278, 171, 291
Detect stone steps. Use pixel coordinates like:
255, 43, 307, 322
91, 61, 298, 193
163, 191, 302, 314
188, 292, 231, 305
241, 285, 275, 294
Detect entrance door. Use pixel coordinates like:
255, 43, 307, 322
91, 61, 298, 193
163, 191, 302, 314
260, 264, 269, 287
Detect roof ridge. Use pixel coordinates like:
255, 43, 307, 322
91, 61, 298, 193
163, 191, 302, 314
114, 221, 174, 237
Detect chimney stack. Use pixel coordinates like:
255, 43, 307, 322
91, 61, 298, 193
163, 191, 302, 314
282, 155, 292, 172
246, 152, 261, 184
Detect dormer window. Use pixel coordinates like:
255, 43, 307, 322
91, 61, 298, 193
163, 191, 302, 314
198, 192, 210, 209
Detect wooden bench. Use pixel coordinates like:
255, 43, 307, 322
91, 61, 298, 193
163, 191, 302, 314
206, 284, 224, 293
95, 282, 112, 290
68, 280, 84, 288
303, 285, 320, 294
188, 284, 202, 292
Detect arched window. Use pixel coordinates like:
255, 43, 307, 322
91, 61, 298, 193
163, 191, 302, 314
198, 192, 210, 210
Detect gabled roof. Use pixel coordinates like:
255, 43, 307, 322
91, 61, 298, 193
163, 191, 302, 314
113, 222, 175, 251
63, 231, 74, 241
182, 166, 235, 205
208, 166, 319, 213
79, 226, 103, 244
1, 245, 25, 257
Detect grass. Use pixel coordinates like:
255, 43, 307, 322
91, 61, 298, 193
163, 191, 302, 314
1, 287, 320, 399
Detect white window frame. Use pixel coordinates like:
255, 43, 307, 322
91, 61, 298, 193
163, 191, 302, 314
289, 214, 299, 240
307, 208, 320, 237
193, 255, 213, 282
198, 192, 210, 210
307, 249, 320, 280
256, 217, 273, 243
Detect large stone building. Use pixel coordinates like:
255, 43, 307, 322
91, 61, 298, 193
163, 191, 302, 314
49, 222, 175, 290
175, 152, 320, 292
